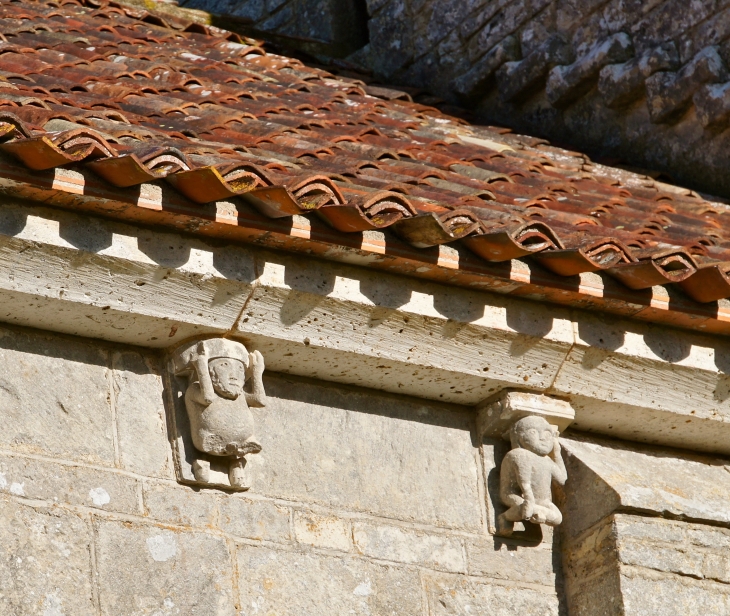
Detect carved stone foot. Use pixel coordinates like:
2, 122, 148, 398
225, 438, 262, 457
192, 458, 211, 483
496, 513, 515, 537
229, 456, 248, 488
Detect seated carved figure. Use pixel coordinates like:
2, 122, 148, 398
497, 415, 567, 536
181, 339, 267, 488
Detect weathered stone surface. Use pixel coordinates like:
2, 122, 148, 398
0, 326, 114, 464
294, 510, 351, 551
645, 46, 726, 123
248, 374, 482, 531
621, 572, 730, 615
497, 34, 573, 102
237, 543, 423, 615
423, 572, 560, 615
546, 32, 634, 107
597, 42, 679, 108
142, 482, 219, 528
694, 81, 730, 127
0, 495, 96, 615
452, 36, 520, 101
561, 435, 730, 536
220, 495, 291, 543
466, 538, 556, 586
0, 454, 140, 514
96, 520, 236, 615
112, 351, 172, 478
564, 512, 730, 614
353, 521, 466, 572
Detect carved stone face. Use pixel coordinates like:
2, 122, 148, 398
208, 357, 246, 399
515, 416, 554, 456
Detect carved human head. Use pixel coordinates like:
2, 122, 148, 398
195, 339, 249, 400
511, 415, 555, 456
208, 357, 246, 399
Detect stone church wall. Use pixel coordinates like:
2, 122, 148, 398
0, 324, 560, 615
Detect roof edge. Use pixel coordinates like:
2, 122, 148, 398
2, 161, 728, 336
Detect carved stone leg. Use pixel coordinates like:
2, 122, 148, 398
192, 458, 210, 483
229, 456, 248, 488
496, 512, 515, 536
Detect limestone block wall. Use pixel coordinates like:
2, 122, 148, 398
564, 514, 730, 615
0, 323, 560, 615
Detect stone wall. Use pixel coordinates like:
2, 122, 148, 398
179, 0, 370, 56
0, 323, 560, 615
179, 0, 730, 197
564, 514, 730, 615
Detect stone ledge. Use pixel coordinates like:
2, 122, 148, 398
0, 202, 729, 454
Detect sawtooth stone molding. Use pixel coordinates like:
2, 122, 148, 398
167, 338, 267, 491
478, 390, 572, 539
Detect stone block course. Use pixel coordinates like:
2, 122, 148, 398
0, 326, 114, 464
96, 520, 236, 615
249, 375, 483, 532
0, 454, 141, 515
236, 543, 424, 616
466, 538, 557, 586
0, 495, 96, 616
112, 351, 173, 479
353, 521, 466, 572
220, 495, 292, 543
294, 510, 352, 551
423, 572, 560, 615
142, 481, 220, 528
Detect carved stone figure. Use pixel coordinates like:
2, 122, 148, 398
497, 415, 567, 536
172, 338, 266, 489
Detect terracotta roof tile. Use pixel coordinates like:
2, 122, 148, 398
1, 0, 730, 320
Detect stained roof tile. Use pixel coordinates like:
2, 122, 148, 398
0, 0, 729, 314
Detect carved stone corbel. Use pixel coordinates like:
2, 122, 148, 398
477, 390, 574, 538
165, 338, 267, 491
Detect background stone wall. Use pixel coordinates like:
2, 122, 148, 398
178, 0, 730, 197
563, 514, 730, 615
0, 323, 560, 615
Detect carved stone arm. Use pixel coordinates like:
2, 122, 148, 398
551, 438, 568, 485
193, 342, 216, 405
245, 349, 267, 408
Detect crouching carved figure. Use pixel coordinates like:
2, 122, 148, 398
172, 338, 266, 489
497, 415, 567, 536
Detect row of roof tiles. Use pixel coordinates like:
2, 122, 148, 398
1, 0, 730, 305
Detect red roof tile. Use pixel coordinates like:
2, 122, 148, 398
1, 0, 730, 332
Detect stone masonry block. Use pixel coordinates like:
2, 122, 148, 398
466, 538, 556, 587
452, 36, 520, 102
0, 454, 140, 515
0, 326, 114, 464
249, 375, 482, 532
621, 572, 730, 615
219, 495, 291, 543
112, 351, 173, 479
424, 572, 560, 615
0, 495, 96, 615
142, 481, 219, 528
497, 34, 574, 103
546, 32, 634, 107
294, 510, 351, 551
352, 521, 466, 572
694, 81, 730, 128
237, 543, 423, 615
598, 42, 679, 108
96, 520, 236, 615
646, 46, 727, 123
